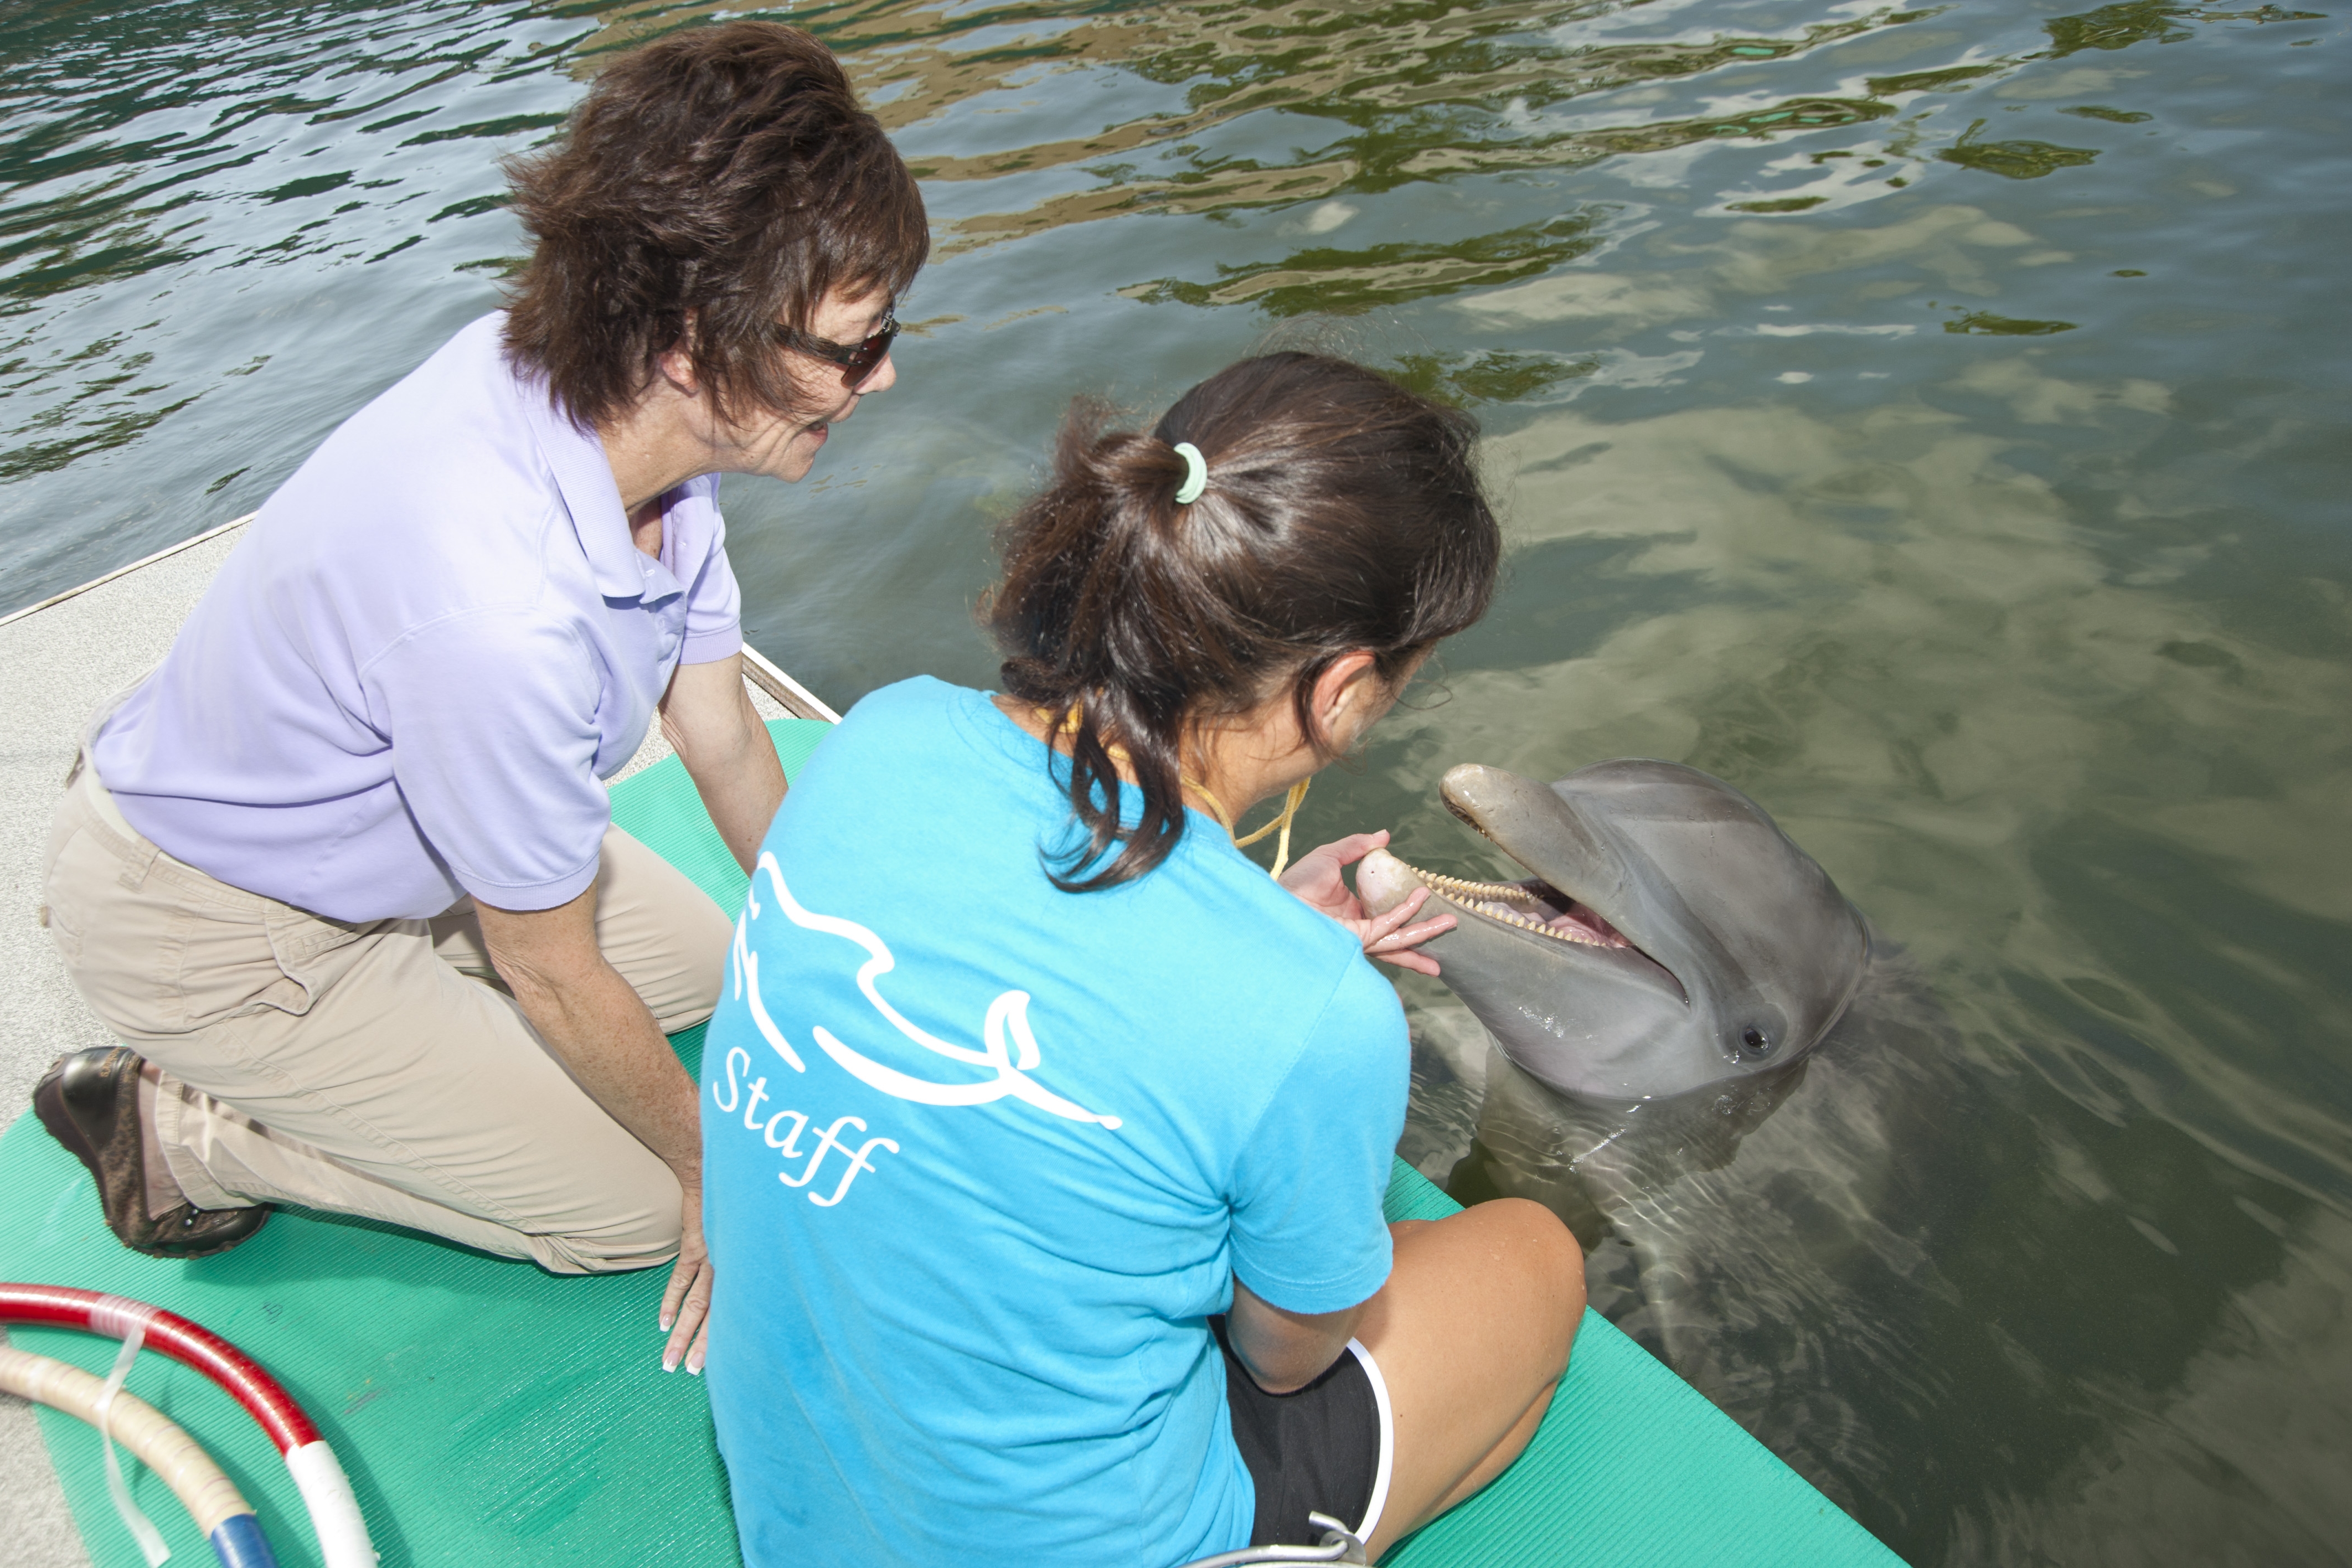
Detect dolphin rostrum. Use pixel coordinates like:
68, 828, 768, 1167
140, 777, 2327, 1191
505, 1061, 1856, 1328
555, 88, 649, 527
1358, 760, 1870, 1101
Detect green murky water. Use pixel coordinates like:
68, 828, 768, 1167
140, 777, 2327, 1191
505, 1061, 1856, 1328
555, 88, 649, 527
4, 0, 2347, 1561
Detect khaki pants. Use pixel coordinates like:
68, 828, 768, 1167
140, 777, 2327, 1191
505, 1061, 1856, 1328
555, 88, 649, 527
40, 765, 732, 1274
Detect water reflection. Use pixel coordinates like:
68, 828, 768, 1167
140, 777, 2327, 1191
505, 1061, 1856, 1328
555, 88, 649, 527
2, 0, 2346, 1561
0, 0, 580, 589
1373, 367, 2350, 1557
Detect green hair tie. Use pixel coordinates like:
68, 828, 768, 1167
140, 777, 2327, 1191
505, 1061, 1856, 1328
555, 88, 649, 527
1173, 441, 1208, 506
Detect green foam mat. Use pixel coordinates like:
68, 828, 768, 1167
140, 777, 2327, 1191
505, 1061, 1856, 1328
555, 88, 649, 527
3, 715, 1897, 1567
1377, 1162, 1899, 1567
0, 720, 832, 1568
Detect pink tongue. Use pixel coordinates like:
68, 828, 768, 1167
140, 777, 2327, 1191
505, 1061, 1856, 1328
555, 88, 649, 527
1548, 906, 1631, 948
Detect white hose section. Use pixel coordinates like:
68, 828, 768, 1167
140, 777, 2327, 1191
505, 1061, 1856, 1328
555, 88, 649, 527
285, 1441, 378, 1568
0, 1345, 251, 1536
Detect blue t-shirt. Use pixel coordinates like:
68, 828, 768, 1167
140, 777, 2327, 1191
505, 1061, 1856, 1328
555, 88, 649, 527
701, 678, 1408, 1568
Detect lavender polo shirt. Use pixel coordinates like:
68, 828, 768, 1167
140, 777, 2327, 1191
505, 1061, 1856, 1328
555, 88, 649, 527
91, 313, 743, 922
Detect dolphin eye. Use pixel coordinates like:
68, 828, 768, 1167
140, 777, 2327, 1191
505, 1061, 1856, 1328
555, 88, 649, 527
1742, 1027, 1773, 1058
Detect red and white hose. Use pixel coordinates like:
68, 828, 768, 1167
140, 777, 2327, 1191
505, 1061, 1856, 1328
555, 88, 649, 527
0, 1284, 376, 1568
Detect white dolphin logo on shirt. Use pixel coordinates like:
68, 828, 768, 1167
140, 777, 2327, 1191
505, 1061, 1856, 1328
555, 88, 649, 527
730, 852, 1122, 1131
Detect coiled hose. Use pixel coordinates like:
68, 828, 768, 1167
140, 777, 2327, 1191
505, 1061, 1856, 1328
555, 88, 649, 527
0, 1285, 375, 1568
0, 1344, 276, 1567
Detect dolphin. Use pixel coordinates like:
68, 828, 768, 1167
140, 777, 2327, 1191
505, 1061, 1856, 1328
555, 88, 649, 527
1357, 760, 1870, 1101
1361, 761, 2098, 1546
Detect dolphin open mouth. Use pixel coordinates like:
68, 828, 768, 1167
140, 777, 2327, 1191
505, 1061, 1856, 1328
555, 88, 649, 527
1397, 864, 1632, 950
1378, 773, 1691, 1004
1428, 788, 1636, 948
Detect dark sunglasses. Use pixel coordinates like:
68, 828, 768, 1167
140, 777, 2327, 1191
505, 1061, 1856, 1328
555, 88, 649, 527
777, 312, 899, 388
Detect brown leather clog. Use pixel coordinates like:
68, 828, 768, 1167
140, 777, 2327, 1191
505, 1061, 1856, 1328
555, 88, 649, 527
32, 1048, 270, 1259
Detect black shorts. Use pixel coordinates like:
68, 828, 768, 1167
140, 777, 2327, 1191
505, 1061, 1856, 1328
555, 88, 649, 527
1213, 1316, 1396, 1548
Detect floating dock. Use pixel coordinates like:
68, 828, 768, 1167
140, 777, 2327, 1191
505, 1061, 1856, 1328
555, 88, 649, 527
0, 527, 1902, 1568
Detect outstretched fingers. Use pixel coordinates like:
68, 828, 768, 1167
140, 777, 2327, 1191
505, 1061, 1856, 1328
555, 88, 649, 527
1277, 828, 1456, 972
660, 1254, 713, 1373
1364, 886, 1454, 975
660, 1214, 715, 1373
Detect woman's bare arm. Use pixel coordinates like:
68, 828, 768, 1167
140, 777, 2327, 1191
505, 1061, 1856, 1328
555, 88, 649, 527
476, 886, 711, 1372
1226, 1276, 1366, 1394
662, 654, 787, 874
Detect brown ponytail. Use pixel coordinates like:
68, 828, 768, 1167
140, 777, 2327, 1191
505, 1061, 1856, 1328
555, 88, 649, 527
987, 352, 1501, 891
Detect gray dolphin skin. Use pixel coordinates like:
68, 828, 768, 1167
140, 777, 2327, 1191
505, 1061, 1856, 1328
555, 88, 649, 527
1358, 760, 1870, 1100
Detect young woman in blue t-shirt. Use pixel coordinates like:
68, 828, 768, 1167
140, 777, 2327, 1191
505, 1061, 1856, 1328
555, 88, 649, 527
699, 352, 1584, 1567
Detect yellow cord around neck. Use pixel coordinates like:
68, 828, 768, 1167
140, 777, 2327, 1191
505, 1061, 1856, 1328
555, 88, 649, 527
1035, 706, 1311, 878
1189, 776, 1311, 878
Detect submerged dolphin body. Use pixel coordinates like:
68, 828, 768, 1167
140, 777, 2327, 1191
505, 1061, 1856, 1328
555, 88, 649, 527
1422, 968, 1977, 1492
1364, 762, 2061, 1546
1358, 760, 1869, 1101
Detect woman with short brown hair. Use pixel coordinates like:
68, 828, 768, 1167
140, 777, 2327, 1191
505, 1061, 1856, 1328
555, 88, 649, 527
35, 21, 919, 1378
504, 19, 926, 432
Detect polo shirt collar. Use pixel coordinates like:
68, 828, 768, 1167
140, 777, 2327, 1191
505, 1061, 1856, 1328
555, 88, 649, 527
510, 350, 684, 605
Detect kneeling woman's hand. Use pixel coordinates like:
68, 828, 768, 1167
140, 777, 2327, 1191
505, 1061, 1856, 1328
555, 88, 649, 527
1277, 830, 1455, 976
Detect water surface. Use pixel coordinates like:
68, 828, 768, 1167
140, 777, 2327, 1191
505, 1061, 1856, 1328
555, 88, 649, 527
4, 0, 2348, 1562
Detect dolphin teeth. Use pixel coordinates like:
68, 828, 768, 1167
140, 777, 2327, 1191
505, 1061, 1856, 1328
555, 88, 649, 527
1427, 886, 1612, 947
1400, 858, 1618, 948
1404, 862, 1523, 899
